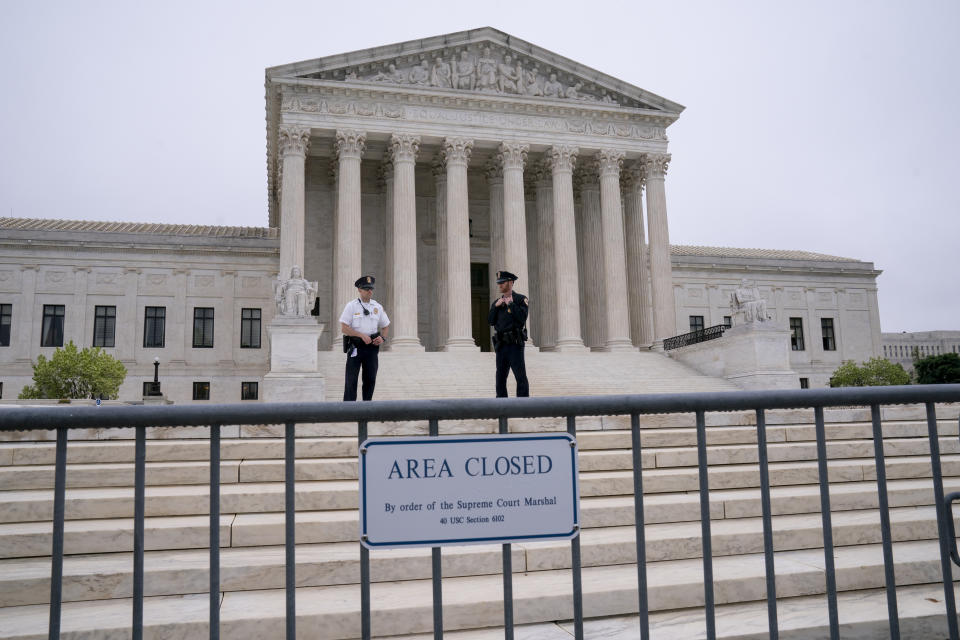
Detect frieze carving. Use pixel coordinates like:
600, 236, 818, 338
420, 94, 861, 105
96, 273, 119, 285
278, 125, 311, 157
335, 129, 366, 159
307, 43, 654, 109
195, 275, 215, 288
280, 95, 667, 142
241, 276, 261, 289
0, 270, 13, 283
45, 271, 67, 284
147, 274, 168, 286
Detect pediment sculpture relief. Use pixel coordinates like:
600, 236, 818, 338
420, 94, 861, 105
310, 44, 649, 109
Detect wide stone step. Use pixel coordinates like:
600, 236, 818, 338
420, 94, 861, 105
1, 505, 950, 607
380, 583, 960, 640
0, 540, 948, 639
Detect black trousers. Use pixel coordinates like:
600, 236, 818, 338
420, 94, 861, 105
495, 343, 529, 398
344, 345, 379, 401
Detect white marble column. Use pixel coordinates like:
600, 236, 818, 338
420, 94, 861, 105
388, 134, 423, 351
378, 160, 394, 347
577, 158, 605, 349
333, 130, 366, 346
485, 159, 505, 302
623, 164, 653, 348
499, 142, 531, 290
534, 161, 557, 349
278, 125, 311, 279
443, 137, 478, 351
597, 149, 633, 351
644, 153, 674, 348
432, 158, 449, 350
548, 145, 587, 352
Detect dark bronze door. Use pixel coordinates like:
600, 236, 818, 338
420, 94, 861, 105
470, 263, 491, 352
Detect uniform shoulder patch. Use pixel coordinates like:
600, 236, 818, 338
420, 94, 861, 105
521, 297, 527, 305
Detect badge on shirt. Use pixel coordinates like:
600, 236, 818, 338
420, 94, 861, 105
374, 308, 379, 314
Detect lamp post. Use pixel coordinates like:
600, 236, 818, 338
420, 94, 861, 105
145, 357, 162, 397
153, 357, 160, 384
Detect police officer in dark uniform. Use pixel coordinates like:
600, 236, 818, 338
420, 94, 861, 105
338, 276, 390, 401
488, 270, 530, 397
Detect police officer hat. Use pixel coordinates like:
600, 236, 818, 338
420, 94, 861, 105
495, 270, 518, 284
354, 275, 375, 290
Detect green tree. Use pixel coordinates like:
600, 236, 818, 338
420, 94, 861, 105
18, 341, 127, 400
914, 353, 960, 384
829, 357, 911, 387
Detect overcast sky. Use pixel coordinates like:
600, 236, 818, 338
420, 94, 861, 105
1, 1, 957, 333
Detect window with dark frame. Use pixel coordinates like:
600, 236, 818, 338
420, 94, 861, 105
241, 381, 259, 400
92, 305, 116, 347
689, 315, 705, 333
240, 308, 261, 349
192, 381, 210, 401
144, 306, 166, 348
0, 304, 11, 347
800, 377, 809, 389
789, 317, 805, 351
723, 316, 732, 329
41, 305, 65, 347
821, 318, 836, 351
192, 307, 215, 348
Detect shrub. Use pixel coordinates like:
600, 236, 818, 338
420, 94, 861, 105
829, 357, 910, 387
18, 341, 127, 399
914, 353, 960, 384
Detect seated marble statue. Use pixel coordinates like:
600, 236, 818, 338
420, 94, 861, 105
730, 279, 769, 324
274, 266, 318, 317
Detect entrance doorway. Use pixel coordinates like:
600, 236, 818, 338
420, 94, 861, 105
470, 263, 492, 352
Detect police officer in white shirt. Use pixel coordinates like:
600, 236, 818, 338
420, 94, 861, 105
339, 275, 390, 401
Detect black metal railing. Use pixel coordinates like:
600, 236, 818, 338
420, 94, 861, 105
2, 384, 960, 640
663, 324, 727, 351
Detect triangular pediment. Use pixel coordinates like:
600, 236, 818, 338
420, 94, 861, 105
267, 27, 683, 114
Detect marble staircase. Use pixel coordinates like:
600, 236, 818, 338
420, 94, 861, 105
0, 398, 958, 637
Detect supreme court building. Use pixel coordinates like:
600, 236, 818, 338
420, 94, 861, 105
0, 29, 883, 402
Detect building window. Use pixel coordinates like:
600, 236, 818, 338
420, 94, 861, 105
92, 305, 116, 347
821, 318, 836, 351
192, 381, 210, 400
144, 307, 166, 348
193, 307, 215, 348
0, 381, 3, 398
723, 316, 732, 329
240, 308, 261, 349
789, 317, 805, 351
689, 315, 705, 333
41, 305, 65, 347
0, 304, 11, 347
799, 377, 809, 389
241, 381, 259, 400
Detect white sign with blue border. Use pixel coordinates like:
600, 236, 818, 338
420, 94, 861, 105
359, 433, 580, 548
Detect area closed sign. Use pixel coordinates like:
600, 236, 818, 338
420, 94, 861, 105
359, 433, 580, 548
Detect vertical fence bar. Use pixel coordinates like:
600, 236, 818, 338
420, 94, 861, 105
755, 409, 778, 639
429, 418, 443, 640
630, 414, 649, 640
133, 425, 146, 640
813, 407, 840, 640
499, 416, 514, 640
208, 424, 220, 640
47, 427, 67, 640
926, 403, 959, 640
695, 410, 716, 640
359, 420, 371, 640
567, 415, 584, 640
285, 421, 296, 640
871, 404, 899, 638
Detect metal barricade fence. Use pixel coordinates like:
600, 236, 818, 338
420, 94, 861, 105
1, 384, 959, 640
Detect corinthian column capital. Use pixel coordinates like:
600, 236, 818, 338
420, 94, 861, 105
431, 156, 447, 182
597, 149, 626, 177
642, 152, 671, 179
546, 145, 579, 174
497, 142, 529, 171
622, 161, 646, 192
278, 126, 311, 157
389, 134, 421, 164
442, 137, 474, 167
335, 129, 367, 159
484, 159, 504, 184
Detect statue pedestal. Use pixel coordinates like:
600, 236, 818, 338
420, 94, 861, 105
669, 322, 800, 390
262, 317, 326, 403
